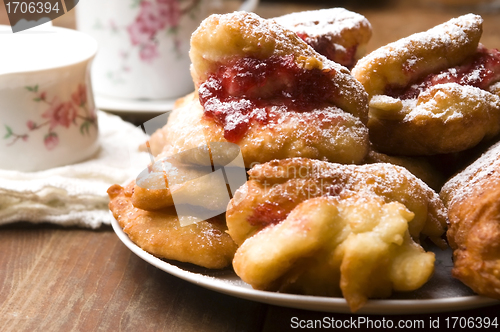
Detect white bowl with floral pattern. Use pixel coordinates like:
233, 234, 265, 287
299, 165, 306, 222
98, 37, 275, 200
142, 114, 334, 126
0, 24, 99, 172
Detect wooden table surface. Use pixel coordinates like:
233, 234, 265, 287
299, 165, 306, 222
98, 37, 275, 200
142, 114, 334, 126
2, 1, 500, 331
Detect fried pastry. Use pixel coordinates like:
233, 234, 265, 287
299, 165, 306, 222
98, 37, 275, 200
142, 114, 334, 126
363, 150, 445, 191
233, 194, 435, 312
141, 92, 197, 157
227, 158, 446, 311
273, 8, 372, 69
227, 158, 447, 246
130, 156, 230, 212
108, 182, 237, 269
159, 95, 369, 167
191, 12, 368, 122
490, 81, 500, 96
440, 140, 500, 299
157, 11, 370, 167
352, 14, 500, 155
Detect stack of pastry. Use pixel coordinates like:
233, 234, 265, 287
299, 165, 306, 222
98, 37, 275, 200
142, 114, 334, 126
108, 9, 500, 312
351, 12, 500, 302
352, 14, 500, 156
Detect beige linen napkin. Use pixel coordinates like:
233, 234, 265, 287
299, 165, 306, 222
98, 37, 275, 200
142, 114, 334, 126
0, 111, 150, 228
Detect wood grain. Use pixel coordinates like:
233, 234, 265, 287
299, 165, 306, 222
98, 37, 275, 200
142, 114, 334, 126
0, 224, 266, 332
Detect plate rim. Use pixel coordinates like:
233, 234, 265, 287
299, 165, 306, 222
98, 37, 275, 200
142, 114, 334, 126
111, 216, 499, 315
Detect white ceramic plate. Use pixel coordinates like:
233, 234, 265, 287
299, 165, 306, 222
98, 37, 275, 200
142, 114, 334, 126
95, 93, 177, 114
111, 217, 499, 315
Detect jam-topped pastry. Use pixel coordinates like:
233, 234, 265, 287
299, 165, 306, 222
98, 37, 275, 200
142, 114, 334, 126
190, 12, 368, 123
274, 8, 372, 69
386, 45, 500, 100
161, 93, 369, 167
352, 14, 500, 156
160, 11, 370, 167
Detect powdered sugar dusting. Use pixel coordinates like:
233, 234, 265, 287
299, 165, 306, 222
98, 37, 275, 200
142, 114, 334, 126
352, 14, 483, 96
274, 8, 370, 40
392, 45, 500, 99
273, 8, 371, 69
404, 83, 500, 121
490, 81, 500, 95
191, 11, 369, 131
441, 140, 500, 208
246, 158, 447, 239
392, 13, 481, 60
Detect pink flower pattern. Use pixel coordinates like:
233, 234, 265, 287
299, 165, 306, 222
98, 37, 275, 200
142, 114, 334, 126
139, 41, 160, 63
44, 133, 59, 150
126, 0, 197, 63
42, 97, 78, 130
71, 84, 87, 107
101, 0, 200, 83
27, 120, 36, 130
127, 0, 184, 62
3, 84, 97, 150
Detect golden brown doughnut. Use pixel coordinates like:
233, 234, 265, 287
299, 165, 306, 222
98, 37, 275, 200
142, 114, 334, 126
192, 14, 367, 124
129, 155, 231, 212
227, 158, 447, 247
144, 12, 373, 167
159, 96, 369, 168
352, 14, 500, 156
440, 140, 500, 299
352, 14, 483, 97
108, 182, 237, 269
368, 83, 500, 155
190, 12, 368, 121
233, 193, 436, 312
227, 158, 446, 312
148, 12, 372, 167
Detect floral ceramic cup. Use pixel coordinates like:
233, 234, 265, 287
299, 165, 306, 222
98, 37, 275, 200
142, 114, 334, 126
76, 0, 260, 101
0, 24, 99, 172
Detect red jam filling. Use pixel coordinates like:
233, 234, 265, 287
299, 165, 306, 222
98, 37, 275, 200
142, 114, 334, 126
245, 182, 343, 228
385, 46, 500, 100
198, 55, 337, 142
246, 201, 289, 227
